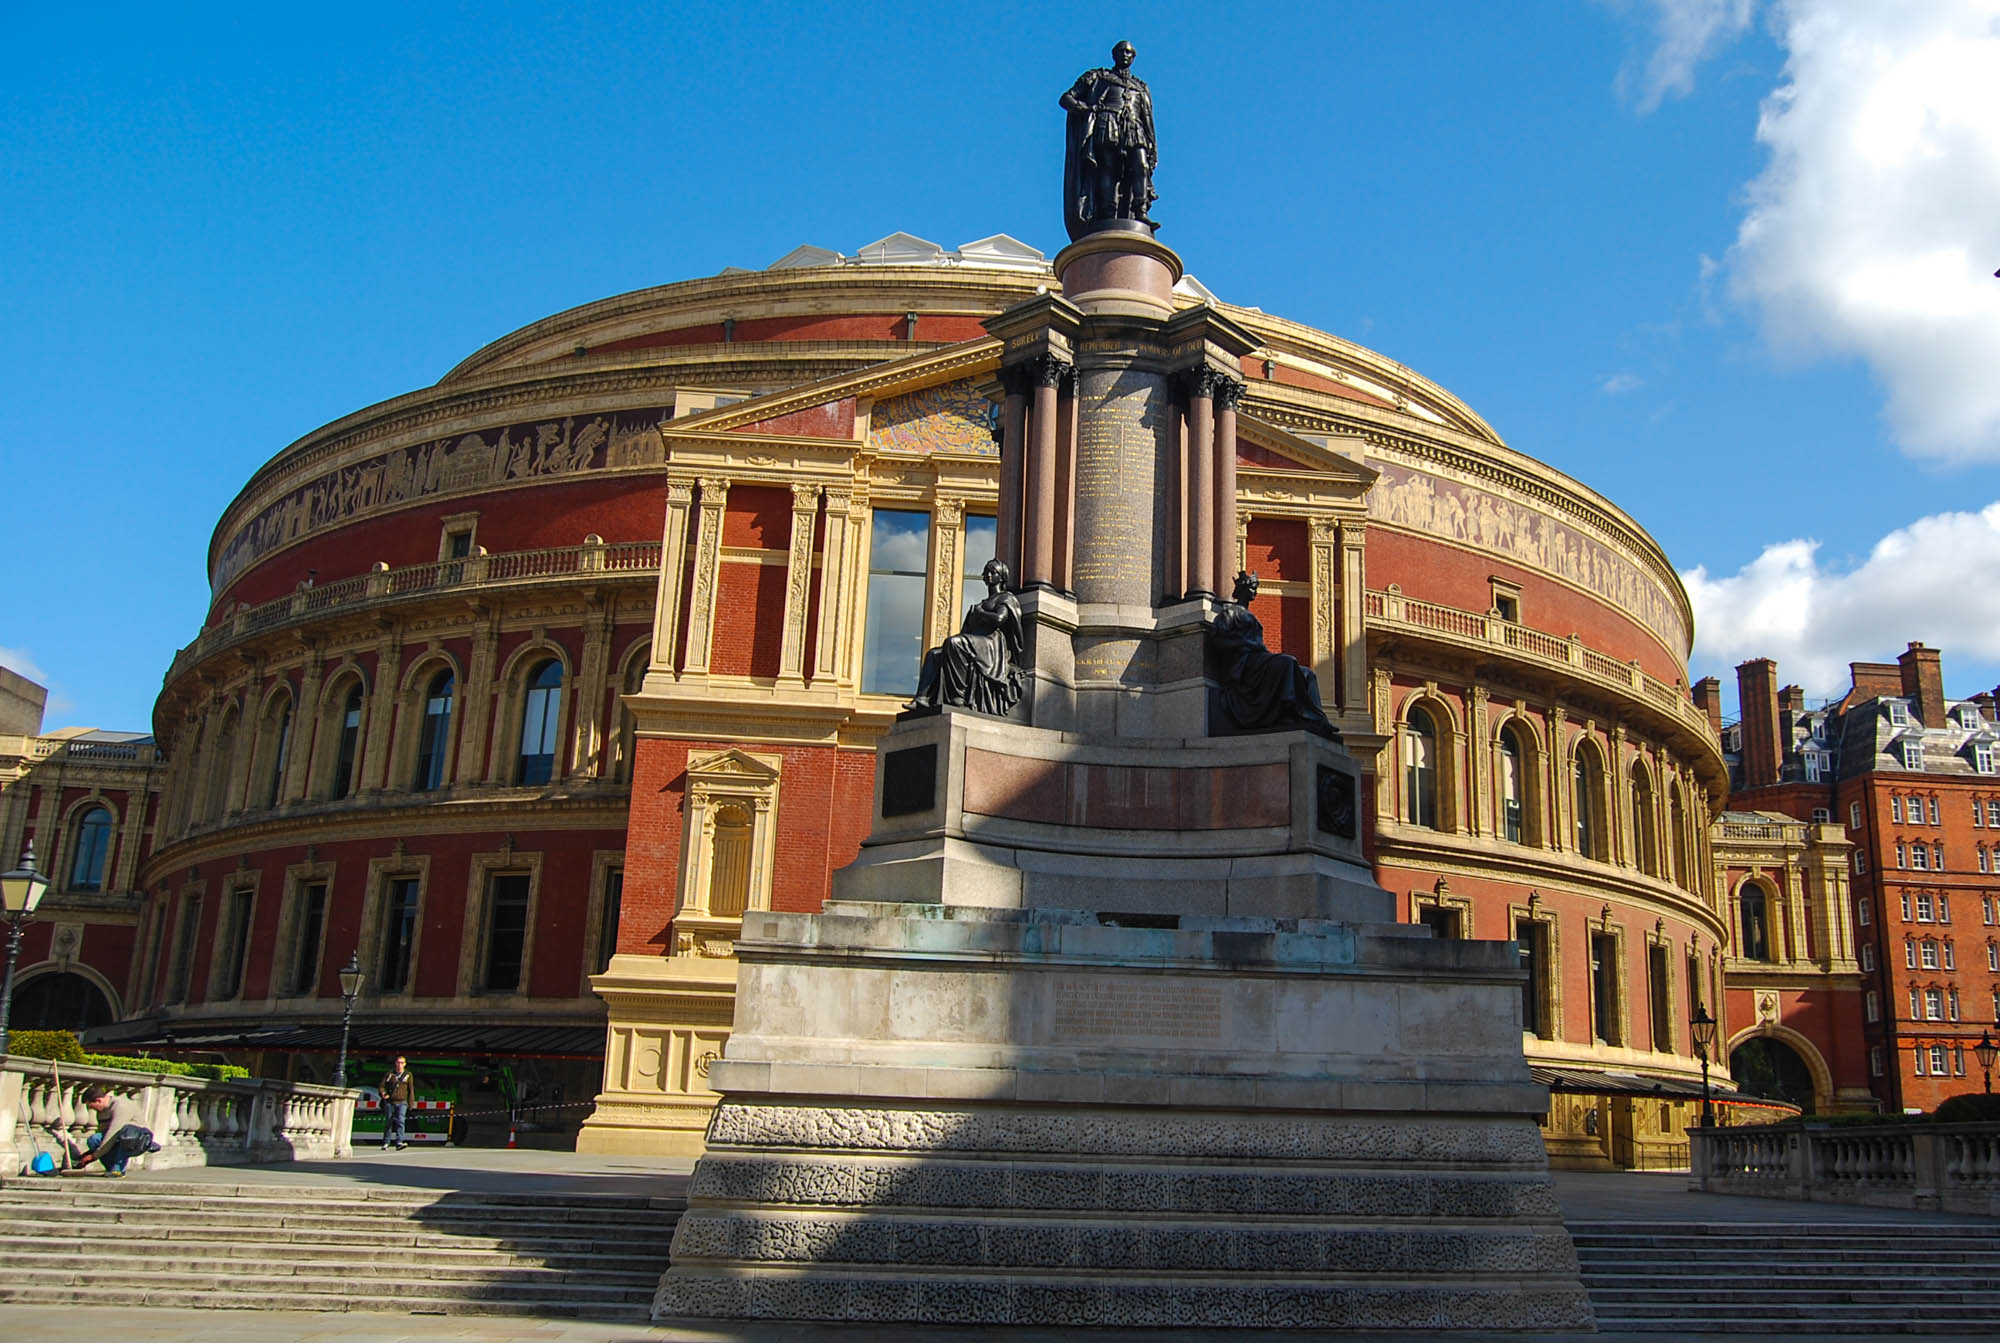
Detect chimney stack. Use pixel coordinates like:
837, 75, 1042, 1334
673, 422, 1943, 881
1692, 677, 1724, 741
1778, 684, 1806, 748
1897, 642, 1946, 727
1736, 658, 1783, 789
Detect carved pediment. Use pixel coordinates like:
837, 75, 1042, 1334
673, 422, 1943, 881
685, 747, 783, 785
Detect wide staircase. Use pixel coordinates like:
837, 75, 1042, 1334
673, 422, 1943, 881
0, 1176, 682, 1318
1576, 1221, 2000, 1334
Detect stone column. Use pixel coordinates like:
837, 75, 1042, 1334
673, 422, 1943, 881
995, 373, 1028, 579
1054, 373, 1078, 593
1338, 521, 1368, 715
778, 483, 821, 688
652, 480, 697, 676
1186, 370, 1217, 599
681, 478, 731, 678
572, 598, 614, 777
454, 612, 500, 786
1213, 378, 1243, 590
1023, 356, 1066, 589
813, 488, 855, 686
359, 632, 401, 792
283, 648, 323, 803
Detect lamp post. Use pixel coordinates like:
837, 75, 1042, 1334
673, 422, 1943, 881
333, 951, 363, 1087
1977, 1030, 1998, 1096
1690, 1001, 1717, 1129
0, 842, 53, 1057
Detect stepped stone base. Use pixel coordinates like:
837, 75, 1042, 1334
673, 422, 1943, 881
655, 904, 1593, 1330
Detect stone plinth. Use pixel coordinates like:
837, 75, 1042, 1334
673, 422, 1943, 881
655, 904, 1593, 1331
1055, 228, 1182, 319
574, 953, 734, 1157
835, 710, 1387, 922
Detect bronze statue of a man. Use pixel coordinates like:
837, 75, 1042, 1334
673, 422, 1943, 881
1061, 40, 1157, 241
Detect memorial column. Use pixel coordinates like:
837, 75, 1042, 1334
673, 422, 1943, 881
1023, 355, 1067, 589
1213, 377, 1243, 588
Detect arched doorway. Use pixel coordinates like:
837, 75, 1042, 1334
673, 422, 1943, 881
9, 970, 117, 1034
1730, 1035, 1816, 1113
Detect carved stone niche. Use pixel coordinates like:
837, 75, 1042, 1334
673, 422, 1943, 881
674, 749, 782, 956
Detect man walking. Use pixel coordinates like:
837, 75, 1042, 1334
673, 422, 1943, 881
378, 1055, 414, 1150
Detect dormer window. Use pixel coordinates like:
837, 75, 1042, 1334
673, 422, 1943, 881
1974, 744, 1995, 775
1888, 701, 1912, 726
1958, 705, 1984, 730
1803, 750, 1824, 783
1900, 740, 1924, 770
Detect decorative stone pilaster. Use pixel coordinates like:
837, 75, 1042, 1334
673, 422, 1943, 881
1469, 686, 1492, 838
681, 477, 731, 679
778, 483, 821, 688
572, 598, 614, 777
1308, 517, 1339, 698
1339, 520, 1368, 715
453, 613, 499, 787
1609, 724, 1629, 867
1548, 706, 1570, 852
812, 488, 856, 687
358, 631, 402, 792
283, 648, 323, 803
652, 480, 697, 676
925, 498, 964, 653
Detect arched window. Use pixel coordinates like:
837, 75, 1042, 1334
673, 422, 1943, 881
1669, 783, 1691, 890
1739, 883, 1772, 961
412, 670, 455, 791
257, 695, 292, 809
516, 659, 564, 786
1630, 761, 1658, 876
1497, 725, 1527, 844
1573, 741, 1607, 860
1403, 706, 1440, 829
203, 708, 240, 821
67, 806, 113, 892
330, 684, 364, 800
707, 805, 754, 917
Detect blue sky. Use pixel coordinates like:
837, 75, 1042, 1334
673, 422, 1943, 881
4, 1, 1999, 731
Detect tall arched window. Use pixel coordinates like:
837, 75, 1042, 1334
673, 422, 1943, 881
1669, 783, 1691, 890
1630, 761, 1658, 876
1497, 724, 1527, 843
517, 659, 564, 786
1739, 884, 1772, 961
67, 806, 113, 892
413, 670, 455, 791
330, 684, 364, 800
1573, 742, 1607, 860
1404, 706, 1440, 829
259, 695, 292, 809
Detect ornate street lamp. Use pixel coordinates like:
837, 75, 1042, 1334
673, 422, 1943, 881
1690, 1001, 1718, 1129
0, 842, 53, 1057
1976, 1031, 1998, 1096
333, 951, 363, 1087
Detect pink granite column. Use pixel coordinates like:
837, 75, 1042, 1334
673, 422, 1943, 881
995, 369, 1027, 578
1054, 370, 1078, 593
1213, 377, 1243, 591
1023, 355, 1066, 589
1186, 369, 1217, 599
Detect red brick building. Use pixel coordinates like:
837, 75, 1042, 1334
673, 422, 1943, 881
1720, 643, 2000, 1112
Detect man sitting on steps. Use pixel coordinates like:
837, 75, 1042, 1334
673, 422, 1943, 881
64, 1085, 160, 1177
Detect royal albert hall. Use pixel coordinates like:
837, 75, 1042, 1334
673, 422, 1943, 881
115, 231, 1730, 1164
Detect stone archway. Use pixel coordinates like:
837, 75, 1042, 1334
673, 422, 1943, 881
1728, 1028, 1823, 1114
8, 969, 117, 1034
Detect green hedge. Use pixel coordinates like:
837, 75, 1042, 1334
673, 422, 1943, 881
1933, 1093, 2000, 1124
7, 1031, 248, 1081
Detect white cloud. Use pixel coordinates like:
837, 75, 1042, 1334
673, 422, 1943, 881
1599, 371, 1645, 395
0, 646, 48, 684
1727, 0, 2000, 461
1682, 501, 2000, 695
1616, 0, 1756, 111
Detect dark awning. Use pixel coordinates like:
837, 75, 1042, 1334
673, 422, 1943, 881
1530, 1065, 1796, 1112
82, 1019, 605, 1060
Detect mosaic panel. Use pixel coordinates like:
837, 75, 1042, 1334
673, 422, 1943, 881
867, 381, 999, 457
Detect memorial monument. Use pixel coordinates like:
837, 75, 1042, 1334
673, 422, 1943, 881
655, 44, 1593, 1331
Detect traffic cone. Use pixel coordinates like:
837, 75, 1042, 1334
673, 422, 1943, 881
506, 1111, 518, 1149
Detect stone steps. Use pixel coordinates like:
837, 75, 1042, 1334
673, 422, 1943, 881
1574, 1222, 2000, 1334
0, 1179, 681, 1319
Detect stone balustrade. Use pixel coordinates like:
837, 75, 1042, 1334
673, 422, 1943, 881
1, 1056, 355, 1175
1691, 1121, 2000, 1217
1366, 587, 1705, 737
167, 538, 662, 682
